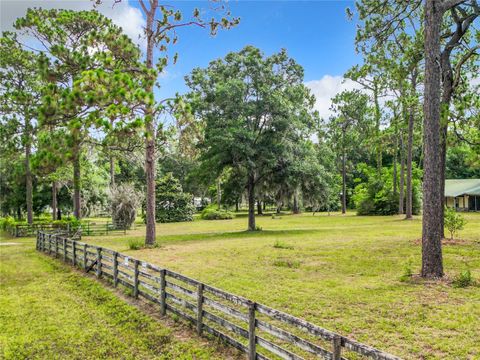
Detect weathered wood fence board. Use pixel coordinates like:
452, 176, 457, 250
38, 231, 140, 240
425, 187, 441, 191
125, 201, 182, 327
36, 231, 401, 360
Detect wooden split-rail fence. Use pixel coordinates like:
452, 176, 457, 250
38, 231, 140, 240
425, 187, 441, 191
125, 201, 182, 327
8, 221, 129, 238
36, 231, 401, 360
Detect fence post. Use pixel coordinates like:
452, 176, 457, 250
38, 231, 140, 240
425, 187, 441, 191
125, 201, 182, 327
15, 225, 19, 238
160, 269, 166, 316
113, 252, 118, 287
96, 247, 102, 278
332, 335, 342, 360
83, 244, 88, 271
197, 283, 204, 335
133, 260, 139, 298
72, 241, 76, 266
63, 238, 67, 261
55, 236, 59, 258
248, 301, 256, 360
67, 223, 70, 236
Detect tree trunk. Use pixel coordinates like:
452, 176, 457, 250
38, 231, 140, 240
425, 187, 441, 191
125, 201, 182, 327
373, 81, 382, 172
399, 132, 405, 214
257, 200, 263, 215
247, 173, 256, 231
25, 135, 33, 225
216, 178, 221, 210
405, 70, 417, 220
52, 181, 57, 221
73, 147, 81, 219
393, 141, 398, 195
235, 198, 239, 212
421, 0, 443, 278
110, 156, 115, 188
144, 1, 158, 246
292, 191, 300, 214
341, 128, 347, 214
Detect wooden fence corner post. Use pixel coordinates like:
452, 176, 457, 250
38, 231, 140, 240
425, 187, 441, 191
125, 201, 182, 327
332, 335, 342, 360
113, 252, 118, 287
248, 301, 256, 360
63, 238, 67, 261
133, 260, 139, 298
83, 244, 88, 272
96, 247, 102, 278
55, 236, 59, 258
160, 269, 166, 316
197, 283, 204, 336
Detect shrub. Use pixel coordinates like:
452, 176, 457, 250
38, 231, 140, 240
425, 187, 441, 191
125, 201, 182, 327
128, 238, 143, 250
452, 270, 474, 288
0, 216, 16, 231
273, 240, 294, 250
151, 173, 195, 223
444, 207, 467, 240
200, 206, 235, 220
111, 183, 142, 229
399, 259, 414, 282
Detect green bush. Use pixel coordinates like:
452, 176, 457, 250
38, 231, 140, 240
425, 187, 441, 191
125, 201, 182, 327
200, 206, 235, 220
0, 216, 16, 231
128, 238, 143, 250
149, 173, 196, 223
444, 207, 467, 240
452, 270, 474, 288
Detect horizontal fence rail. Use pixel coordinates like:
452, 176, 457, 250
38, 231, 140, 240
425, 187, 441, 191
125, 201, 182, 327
36, 231, 401, 360
8, 221, 130, 238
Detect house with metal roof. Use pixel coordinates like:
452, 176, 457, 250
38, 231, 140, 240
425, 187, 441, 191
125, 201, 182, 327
445, 179, 480, 212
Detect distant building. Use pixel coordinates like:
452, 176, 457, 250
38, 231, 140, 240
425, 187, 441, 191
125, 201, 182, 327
445, 179, 480, 212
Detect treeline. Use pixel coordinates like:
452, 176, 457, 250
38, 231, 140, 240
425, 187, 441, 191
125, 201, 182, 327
1, 2, 479, 279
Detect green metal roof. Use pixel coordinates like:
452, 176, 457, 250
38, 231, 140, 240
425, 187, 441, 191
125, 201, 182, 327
445, 179, 480, 197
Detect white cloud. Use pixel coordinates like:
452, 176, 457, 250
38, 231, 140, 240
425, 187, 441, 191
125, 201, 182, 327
305, 75, 361, 120
0, 0, 146, 49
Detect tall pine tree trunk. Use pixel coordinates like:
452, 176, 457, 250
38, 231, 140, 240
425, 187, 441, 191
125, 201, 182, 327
52, 181, 57, 221
25, 134, 33, 225
110, 156, 115, 188
405, 71, 417, 220
399, 132, 405, 215
73, 148, 81, 219
216, 178, 221, 210
247, 172, 256, 231
373, 81, 382, 172
144, 1, 158, 246
421, 0, 443, 278
341, 129, 347, 214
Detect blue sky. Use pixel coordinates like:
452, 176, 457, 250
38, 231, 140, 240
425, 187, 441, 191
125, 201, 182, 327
1, 0, 362, 118
145, 1, 360, 100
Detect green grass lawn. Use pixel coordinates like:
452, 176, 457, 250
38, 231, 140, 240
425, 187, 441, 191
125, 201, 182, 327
0, 238, 232, 360
80, 212, 480, 360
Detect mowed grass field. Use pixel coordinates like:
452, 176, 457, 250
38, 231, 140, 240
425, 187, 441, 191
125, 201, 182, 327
81, 212, 480, 360
0, 238, 233, 360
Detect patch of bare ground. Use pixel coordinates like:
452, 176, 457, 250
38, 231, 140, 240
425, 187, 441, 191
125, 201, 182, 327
411, 238, 472, 246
